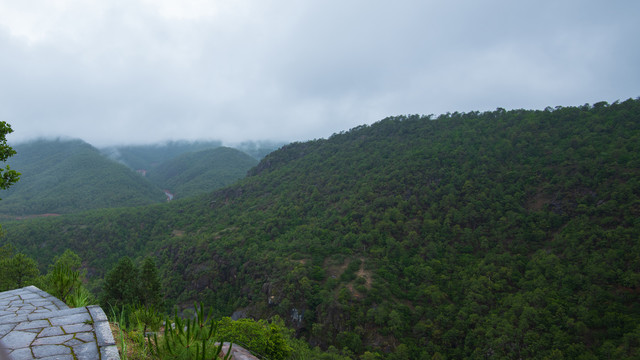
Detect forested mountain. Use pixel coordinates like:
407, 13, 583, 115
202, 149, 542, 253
102, 140, 281, 170
0, 139, 166, 215
2, 99, 640, 359
146, 147, 258, 199
230, 140, 286, 160
101, 140, 224, 170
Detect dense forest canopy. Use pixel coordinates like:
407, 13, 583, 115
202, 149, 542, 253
2, 99, 640, 359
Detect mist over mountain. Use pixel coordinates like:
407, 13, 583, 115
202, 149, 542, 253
146, 147, 258, 199
228, 140, 287, 160
101, 140, 224, 171
0, 138, 264, 216
101, 140, 282, 171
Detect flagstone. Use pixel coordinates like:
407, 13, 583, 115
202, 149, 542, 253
1, 330, 38, 349
74, 332, 95, 343
0, 286, 119, 359
37, 326, 65, 337
8, 347, 35, 360
62, 323, 93, 333
31, 344, 72, 357
15, 320, 50, 331
32, 334, 74, 346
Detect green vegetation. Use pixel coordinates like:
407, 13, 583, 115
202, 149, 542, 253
0, 249, 313, 359
1, 139, 166, 215
2, 99, 640, 358
102, 140, 281, 169
1, 139, 259, 216
216, 316, 292, 359
46, 249, 90, 305
101, 140, 224, 171
101, 256, 162, 309
0, 244, 40, 291
231, 140, 285, 160
149, 304, 231, 360
0, 120, 19, 215
140, 257, 163, 307
146, 147, 258, 199
0, 246, 94, 306
111, 301, 336, 360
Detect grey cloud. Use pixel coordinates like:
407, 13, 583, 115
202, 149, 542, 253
1, 0, 639, 147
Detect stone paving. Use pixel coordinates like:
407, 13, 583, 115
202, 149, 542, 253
0, 286, 119, 359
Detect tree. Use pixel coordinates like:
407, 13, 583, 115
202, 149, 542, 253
45, 250, 84, 303
0, 121, 19, 235
101, 256, 140, 308
50, 249, 83, 271
0, 253, 40, 291
0, 243, 14, 260
139, 257, 162, 307
0, 121, 19, 196
101, 256, 163, 310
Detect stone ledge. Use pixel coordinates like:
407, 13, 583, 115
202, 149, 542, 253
0, 286, 120, 360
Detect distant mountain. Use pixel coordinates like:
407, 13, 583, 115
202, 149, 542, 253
0, 139, 166, 215
102, 140, 281, 172
229, 140, 285, 160
101, 140, 224, 171
146, 147, 258, 199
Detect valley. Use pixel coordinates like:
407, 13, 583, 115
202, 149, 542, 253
0, 140, 264, 215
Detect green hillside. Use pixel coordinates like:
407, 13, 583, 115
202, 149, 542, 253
2, 99, 640, 358
102, 140, 223, 171
231, 140, 286, 160
146, 147, 258, 199
0, 139, 166, 215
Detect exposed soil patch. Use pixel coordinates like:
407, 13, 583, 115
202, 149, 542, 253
172, 230, 185, 237
526, 190, 553, 211
325, 259, 349, 279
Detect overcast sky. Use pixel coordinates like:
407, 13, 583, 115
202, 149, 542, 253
1, 0, 638, 147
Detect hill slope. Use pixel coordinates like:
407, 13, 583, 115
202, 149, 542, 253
0, 139, 166, 215
146, 147, 259, 199
101, 140, 224, 171
2, 99, 640, 358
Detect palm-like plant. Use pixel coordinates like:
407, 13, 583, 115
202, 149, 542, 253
150, 303, 232, 360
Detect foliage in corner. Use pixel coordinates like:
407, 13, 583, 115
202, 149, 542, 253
0, 121, 19, 197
